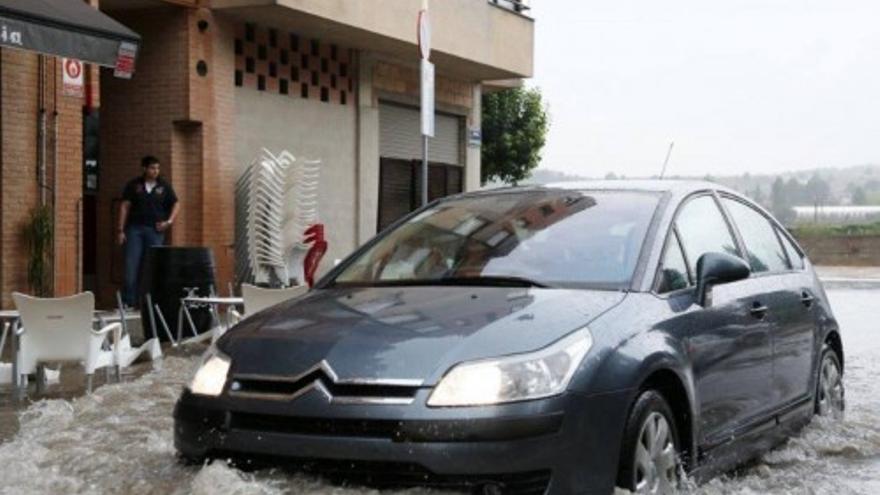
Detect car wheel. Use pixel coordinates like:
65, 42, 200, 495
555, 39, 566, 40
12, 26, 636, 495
617, 390, 681, 494
815, 344, 845, 418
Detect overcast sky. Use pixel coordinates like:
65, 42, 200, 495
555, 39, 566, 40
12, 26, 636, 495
529, 0, 880, 178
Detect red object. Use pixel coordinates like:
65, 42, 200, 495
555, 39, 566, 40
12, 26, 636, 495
303, 224, 328, 287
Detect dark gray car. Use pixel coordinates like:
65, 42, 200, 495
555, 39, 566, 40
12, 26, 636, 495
175, 180, 844, 495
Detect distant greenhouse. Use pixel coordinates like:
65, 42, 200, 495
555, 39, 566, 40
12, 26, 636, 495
792, 205, 880, 225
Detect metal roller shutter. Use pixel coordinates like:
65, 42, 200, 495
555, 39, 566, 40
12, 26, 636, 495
380, 102, 462, 165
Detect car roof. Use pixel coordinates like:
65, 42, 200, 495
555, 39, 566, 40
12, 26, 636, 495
478, 179, 741, 199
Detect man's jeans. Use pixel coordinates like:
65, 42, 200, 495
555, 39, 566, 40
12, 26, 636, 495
123, 224, 165, 307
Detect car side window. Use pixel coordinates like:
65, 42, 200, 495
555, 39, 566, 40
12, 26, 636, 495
657, 231, 691, 293
675, 195, 739, 276
777, 228, 805, 270
722, 198, 789, 273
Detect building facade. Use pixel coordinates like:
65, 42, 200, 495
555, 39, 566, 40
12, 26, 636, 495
0, 0, 534, 308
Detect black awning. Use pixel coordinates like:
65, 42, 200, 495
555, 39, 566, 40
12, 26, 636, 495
0, 0, 139, 74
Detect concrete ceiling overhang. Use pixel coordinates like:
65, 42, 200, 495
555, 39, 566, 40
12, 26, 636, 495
212, 0, 533, 82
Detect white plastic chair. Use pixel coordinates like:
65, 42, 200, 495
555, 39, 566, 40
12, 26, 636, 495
12, 292, 160, 393
230, 284, 308, 324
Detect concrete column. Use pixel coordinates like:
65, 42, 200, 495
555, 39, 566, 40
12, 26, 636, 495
356, 52, 381, 244
464, 83, 482, 191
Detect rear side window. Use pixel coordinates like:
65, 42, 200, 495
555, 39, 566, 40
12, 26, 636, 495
722, 199, 788, 273
675, 195, 739, 276
778, 229, 805, 270
657, 231, 691, 293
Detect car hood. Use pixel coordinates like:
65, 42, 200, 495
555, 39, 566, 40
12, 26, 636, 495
219, 286, 625, 384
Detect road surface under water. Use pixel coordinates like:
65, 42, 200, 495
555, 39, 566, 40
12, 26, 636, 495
0, 286, 877, 494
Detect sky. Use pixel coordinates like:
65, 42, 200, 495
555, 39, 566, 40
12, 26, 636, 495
529, 0, 880, 178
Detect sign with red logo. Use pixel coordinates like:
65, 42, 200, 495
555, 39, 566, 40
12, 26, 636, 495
62, 58, 84, 98
114, 41, 137, 79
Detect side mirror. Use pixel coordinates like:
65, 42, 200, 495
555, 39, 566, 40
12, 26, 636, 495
695, 252, 750, 307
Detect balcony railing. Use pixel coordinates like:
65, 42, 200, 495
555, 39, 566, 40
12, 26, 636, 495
489, 0, 531, 16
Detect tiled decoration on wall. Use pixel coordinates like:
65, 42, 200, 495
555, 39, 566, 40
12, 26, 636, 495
234, 22, 355, 105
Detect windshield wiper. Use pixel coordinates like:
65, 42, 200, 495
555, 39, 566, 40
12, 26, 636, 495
426, 275, 550, 288
328, 276, 551, 289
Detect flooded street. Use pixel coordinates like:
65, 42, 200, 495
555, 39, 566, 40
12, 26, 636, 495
0, 285, 877, 494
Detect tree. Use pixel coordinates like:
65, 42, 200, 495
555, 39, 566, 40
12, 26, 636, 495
853, 186, 869, 206
806, 174, 831, 207
481, 86, 550, 185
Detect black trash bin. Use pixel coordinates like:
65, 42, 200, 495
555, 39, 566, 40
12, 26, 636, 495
140, 246, 216, 342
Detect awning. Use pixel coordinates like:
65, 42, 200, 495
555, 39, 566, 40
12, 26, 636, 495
0, 0, 140, 76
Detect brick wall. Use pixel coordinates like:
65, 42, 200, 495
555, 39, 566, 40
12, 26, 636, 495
0, 49, 40, 308
795, 235, 880, 267
0, 47, 94, 308
98, 7, 236, 306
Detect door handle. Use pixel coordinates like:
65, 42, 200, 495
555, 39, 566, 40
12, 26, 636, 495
801, 292, 815, 309
750, 301, 769, 319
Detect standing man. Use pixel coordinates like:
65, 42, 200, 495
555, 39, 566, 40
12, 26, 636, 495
117, 155, 180, 307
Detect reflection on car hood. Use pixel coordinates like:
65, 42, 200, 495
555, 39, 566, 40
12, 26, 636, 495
219, 286, 625, 384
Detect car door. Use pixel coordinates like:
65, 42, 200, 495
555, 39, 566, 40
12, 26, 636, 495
669, 193, 776, 446
721, 196, 817, 408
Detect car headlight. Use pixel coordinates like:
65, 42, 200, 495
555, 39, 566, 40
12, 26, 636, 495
188, 347, 232, 397
428, 328, 593, 407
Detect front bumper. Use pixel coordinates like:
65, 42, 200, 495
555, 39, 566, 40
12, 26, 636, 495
174, 388, 632, 494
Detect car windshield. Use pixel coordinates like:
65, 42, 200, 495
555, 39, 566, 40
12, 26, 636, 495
331, 190, 661, 289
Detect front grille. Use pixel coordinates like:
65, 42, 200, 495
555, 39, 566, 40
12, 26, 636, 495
217, 455, 552, 495
230, 413, 404, 440
228, 412, 564, 443
229, 368, 420, 403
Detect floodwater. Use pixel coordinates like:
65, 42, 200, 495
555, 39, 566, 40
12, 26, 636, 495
0, 285, 877, 495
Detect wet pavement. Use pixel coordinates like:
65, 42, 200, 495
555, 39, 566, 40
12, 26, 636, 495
0, 283, 877, 494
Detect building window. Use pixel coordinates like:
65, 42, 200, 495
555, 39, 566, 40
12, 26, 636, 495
258, 44, 267, 60
290, 66, 299, 82
280, 49, 289, 65
268, 28, 277, 47
301, 83, 309, 98
320, 87, 329, 102
257, 75, 266, 91
235, 39, 243, 55
245, 57, 255, 73
269, 62, 277, 78
234, 70, 243, 87
245, 23, 255, 41
279, 79, 289, 95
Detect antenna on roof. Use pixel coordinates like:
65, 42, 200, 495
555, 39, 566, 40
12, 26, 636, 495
659, 141, 675, 179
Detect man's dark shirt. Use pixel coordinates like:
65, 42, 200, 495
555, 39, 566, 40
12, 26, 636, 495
122, 176, 178, 229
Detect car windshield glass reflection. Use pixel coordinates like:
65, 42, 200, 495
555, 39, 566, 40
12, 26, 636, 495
333, 190, 660, 289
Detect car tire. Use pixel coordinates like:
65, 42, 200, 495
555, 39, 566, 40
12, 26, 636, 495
815, 344, 845, 418
617, 390, 681, 494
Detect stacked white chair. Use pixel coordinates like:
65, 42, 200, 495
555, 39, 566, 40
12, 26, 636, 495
235, 149, 322, 288
284, 158, 322, 284
235, 149, 294, 287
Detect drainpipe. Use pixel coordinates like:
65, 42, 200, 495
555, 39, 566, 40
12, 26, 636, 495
38, 55, 47, 206
52, 57, 59, 293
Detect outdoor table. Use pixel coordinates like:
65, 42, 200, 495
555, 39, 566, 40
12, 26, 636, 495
177, 296, 244, 345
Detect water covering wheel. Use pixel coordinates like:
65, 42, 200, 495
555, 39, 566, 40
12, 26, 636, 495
816, 344, 845, 418
617, 390, 681, 494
